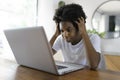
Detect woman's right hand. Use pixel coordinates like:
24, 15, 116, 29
54, 23, 61, 37
50, 23, 61, 55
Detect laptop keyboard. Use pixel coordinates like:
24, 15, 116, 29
56, 65, 68, 69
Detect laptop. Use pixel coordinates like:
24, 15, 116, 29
4, 26, 84, 75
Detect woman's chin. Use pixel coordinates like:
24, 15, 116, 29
66, 39, 71, 43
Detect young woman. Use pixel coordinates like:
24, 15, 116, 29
50, 3, 105, 70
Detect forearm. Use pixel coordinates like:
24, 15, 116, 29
49, 34, 58, 55
50, 23, 60, 47
82, 31, 100, 69
76, 17, 100, 69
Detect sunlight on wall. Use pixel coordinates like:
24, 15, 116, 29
0, 0, 37, 30
37, 0, 55, 41
0, 0, 37, 60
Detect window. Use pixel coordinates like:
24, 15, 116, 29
0, 0, 37, 29
0, 0, 38, 59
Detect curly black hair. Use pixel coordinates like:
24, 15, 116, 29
53, 3, 87, 31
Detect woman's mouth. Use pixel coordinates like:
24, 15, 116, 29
65, 37, 72, 42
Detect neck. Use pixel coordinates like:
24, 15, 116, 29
71, 34, 82, 45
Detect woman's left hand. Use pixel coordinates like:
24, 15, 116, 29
75, 17, 87, 34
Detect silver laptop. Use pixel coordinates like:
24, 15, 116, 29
4, 26, 84, 75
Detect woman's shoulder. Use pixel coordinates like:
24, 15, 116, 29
56, 35, 65, 42
88, 33, 100, 37
57, 35, 63, 39
88, 33, 101, 40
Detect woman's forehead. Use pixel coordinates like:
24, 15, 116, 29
60, 21, 72, 25
60, 21, 74, 29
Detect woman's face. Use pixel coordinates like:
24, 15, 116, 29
60, 21, 81, 44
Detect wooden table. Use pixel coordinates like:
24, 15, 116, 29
0, 57, 120, 80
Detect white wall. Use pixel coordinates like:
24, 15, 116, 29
101, 38, 120, 54
37, 0, 55, 40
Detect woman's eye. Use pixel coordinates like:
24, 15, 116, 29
67, 29, 71, 32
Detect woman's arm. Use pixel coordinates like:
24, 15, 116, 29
76, 17, 100, 70
49, 23, 61, 55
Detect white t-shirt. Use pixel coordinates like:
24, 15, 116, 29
52, 33, 106, 69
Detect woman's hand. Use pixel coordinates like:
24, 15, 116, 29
54, 23, 61, 37
50, 23, 61, 55
75, 17, 87, 34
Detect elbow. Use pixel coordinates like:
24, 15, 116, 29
90, 65, 98, 70
52, 48, 57, 55
90, 53, 101, 70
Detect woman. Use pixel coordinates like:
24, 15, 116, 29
50, 3, 105, 70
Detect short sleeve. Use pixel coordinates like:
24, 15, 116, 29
98, 54, 106, 70
52, 35, 62, 51
90, 34, 101, 53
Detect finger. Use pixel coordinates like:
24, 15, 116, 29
56, 22, 59, 26
57, 23, 59, 27
74, 18, 81, 24
57, 24, 61, 32
75, 17, 84, 24
75, 21, 79, 24
78, 17, 83, 23
80, 17, 85, 23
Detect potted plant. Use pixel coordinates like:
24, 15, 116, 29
87, 29, 105, 38
58, 1, 65, 7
